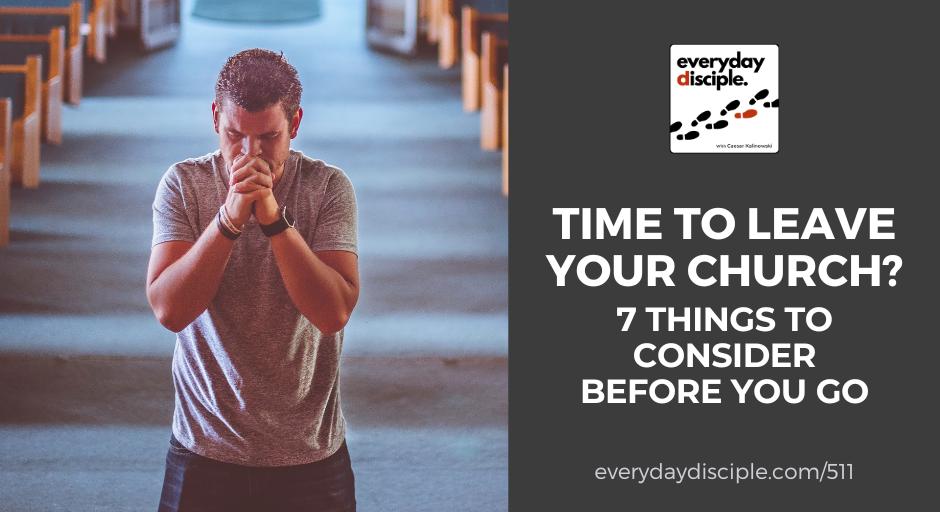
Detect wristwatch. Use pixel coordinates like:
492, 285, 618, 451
260, 205, 296, 237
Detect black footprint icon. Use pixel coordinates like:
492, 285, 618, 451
720, 100, 740, 116
763, 98, 779, 108
676, 130, 700, 141
670, 121, 682, 133
690, 110, 711, 127
749, 89, 769, 105
705, 120, 728, 130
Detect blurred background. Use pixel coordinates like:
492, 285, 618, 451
0, 0, 507, 509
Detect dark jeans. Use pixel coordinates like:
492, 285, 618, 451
158, 434, 356, 512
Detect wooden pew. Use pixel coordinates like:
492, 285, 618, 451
423, 0, 439, 43
501, 63, 508, 197
0, 26, 65, 144
480, 30, 507, 150
461, 5, 507, 112
86, 0, 107, 63
0, 1, 83, 104
0, 98, 10, 246
106, 0, 116, 37
436, 0, 458, 68
0, 54, 41, 188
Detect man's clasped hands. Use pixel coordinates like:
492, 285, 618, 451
224, 154, 281, 227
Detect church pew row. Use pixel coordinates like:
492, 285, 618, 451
0, 2, 83, 104
461, 5, 507, 112
0, 1, 166, 248
0, 54, 41, 188
423, 1, 509, 194
0, 26, 65, 144
1, 0, 105, 63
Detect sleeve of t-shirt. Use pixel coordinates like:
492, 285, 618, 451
152, 166, 197, 247
311, 169, 358, 254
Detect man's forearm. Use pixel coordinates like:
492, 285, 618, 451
269, 229, 357, 334
149, 222, 235, 332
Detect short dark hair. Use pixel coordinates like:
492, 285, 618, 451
215, 48, 302, 121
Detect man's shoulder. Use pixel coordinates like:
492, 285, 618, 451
166, 151, 220, 177
291, 150, 355, 198
292, 150, 348, 182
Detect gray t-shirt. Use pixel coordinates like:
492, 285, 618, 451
152, 149, 357, 466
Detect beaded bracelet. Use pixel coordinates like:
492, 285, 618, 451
217, 206, 241, 240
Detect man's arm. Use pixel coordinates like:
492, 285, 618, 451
147, 155, 264, 333
146, 222, 236, 333
233, 157, 359, 335
269, 231, 360, 335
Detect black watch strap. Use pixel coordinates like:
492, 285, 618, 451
260, 206, 295, 237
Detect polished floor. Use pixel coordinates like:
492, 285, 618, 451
0, 1, 507, 510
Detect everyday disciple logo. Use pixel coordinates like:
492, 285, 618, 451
670, 44, 779, 154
